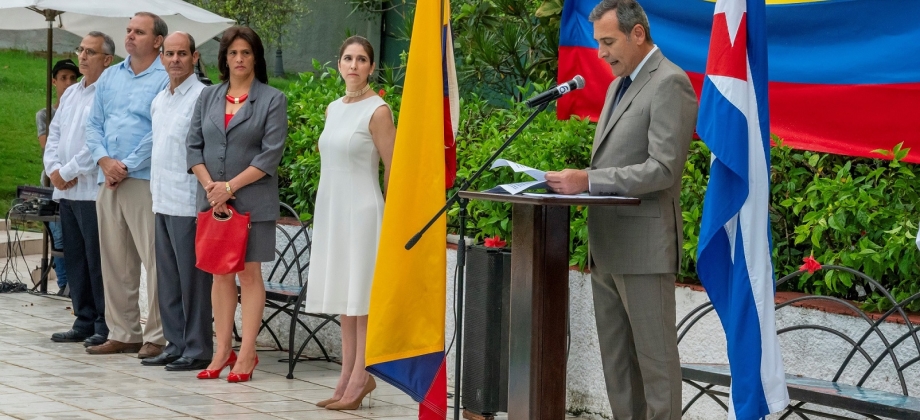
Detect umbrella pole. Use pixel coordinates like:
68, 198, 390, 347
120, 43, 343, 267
44, 11, 55, 137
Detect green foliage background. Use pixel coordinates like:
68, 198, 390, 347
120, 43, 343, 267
186, 0, 307, 48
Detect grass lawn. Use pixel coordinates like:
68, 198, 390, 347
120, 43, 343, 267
0, 49, 73, 217
0, 48, 295, 218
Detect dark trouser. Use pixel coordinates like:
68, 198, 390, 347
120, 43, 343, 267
591, 270, 681, 420
155, 213, 213, 359
59, 199, 107, 336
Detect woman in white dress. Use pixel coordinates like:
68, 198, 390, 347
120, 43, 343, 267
305, 36, 396, 411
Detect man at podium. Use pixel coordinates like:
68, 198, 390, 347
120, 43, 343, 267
544, 1, 698, 419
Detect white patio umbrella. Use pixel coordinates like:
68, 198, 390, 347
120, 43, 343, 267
0, 0, 235, 132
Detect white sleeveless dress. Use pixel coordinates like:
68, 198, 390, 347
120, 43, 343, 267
305, 95, 388, 316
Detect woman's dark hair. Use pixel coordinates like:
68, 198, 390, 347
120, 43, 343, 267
218, 26, 268, 83
338, 35, 375, 67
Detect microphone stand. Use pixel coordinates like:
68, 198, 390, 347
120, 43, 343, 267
405, 102, 550, 420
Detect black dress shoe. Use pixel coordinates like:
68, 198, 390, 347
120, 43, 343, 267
83, 334, 107, 348
141, 352, 181, 366
165, 356, 212, 371
51, 329, 91, 343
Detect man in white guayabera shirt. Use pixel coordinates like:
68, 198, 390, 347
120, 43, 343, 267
141, 31, 213, 371
43, 32, 115, 347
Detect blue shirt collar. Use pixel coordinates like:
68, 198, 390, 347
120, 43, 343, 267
120, 55, 166, 77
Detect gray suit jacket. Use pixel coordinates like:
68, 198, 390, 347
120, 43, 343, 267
586, 50, 698, 275
186, 79, 288, 222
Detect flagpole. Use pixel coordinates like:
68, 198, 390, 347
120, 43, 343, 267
452, 196, 467, 420
406, 102, 549, 420
437, 2, 464, 418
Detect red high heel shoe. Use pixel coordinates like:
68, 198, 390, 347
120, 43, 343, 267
227, 355, 259, 383
196, 351, 237, 379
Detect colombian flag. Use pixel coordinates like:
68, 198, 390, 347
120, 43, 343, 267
559, 0, 920, 162
365, 1, 453, 418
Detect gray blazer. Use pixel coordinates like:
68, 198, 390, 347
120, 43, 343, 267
186, 79, 288, 222
585, 50, 698, 275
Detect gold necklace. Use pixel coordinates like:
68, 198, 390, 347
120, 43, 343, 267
345, 83, 371, 98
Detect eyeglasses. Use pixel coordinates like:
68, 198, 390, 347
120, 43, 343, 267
74, 47, 110, 57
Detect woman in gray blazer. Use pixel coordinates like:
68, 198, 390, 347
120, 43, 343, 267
186, 26, 287, 383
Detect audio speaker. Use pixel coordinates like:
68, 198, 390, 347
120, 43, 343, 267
461, 245, 511, 415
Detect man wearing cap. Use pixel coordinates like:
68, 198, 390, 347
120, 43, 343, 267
141, 31, 212, 371
44, 32, 115, 345
37, 59, 80, 149
85, 12, 169, 358
36, 58, 80, 296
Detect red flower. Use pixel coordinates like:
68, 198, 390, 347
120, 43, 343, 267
378, 89, 386, 97
484, 235, 507, 248
800, 255, 822, 274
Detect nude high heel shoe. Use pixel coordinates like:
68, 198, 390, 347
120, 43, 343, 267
315, 396, 340, 408
325, 376, 376, 410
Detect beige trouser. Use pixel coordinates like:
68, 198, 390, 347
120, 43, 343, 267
96, 178, 164, 344
591, 271, 681, 420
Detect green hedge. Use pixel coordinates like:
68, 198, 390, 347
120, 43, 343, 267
281, 65, 920, 310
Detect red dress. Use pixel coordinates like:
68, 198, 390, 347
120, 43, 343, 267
225, 113, 233, 129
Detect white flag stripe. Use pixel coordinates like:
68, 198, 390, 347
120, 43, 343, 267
739, 57, 789, 415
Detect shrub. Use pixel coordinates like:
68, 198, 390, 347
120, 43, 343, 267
769, 141, 920, 311
280, 66, 920, 309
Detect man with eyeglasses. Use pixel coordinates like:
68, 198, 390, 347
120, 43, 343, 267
44, 32, 115, 347
85, 12, 169, 359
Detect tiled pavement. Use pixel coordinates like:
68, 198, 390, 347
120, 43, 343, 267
0, 290, 431, 420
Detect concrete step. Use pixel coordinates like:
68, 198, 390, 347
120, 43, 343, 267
0, 220, 44, 258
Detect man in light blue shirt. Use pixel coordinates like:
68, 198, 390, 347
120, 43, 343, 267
85, 11, 169, 360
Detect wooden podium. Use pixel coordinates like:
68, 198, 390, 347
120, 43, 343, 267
458, 191, 640, 420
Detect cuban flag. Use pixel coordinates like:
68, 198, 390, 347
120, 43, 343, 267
696, 0, 790, 419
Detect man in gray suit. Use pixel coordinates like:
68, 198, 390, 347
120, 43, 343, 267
545, 1, 698, 419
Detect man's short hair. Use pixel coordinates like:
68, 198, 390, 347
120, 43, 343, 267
589, 0, 654, 44
87, 31, 116, 56
165, 31, 197, 55
134, 11, 168, 39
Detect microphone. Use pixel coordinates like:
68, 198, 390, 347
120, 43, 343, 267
524, 75, 585, 108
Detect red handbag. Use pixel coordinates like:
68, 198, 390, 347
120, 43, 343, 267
195, 204, 250, 275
